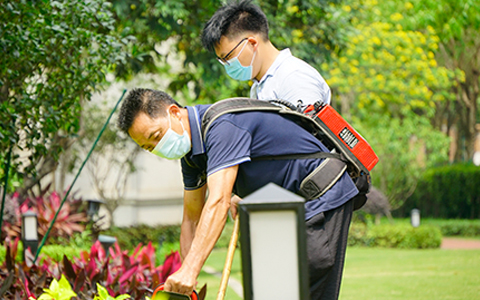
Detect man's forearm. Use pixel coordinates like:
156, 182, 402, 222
165, 166, 237, 294
180, 219, 196, 261
180, 193, 230, 278
180, 186, 207, 261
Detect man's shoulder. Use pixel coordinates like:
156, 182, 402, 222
277, 54, 322, 78
191, 104, 211, 117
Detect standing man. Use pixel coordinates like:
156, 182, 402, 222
118, 88, 358, 300
201, 0, 331, 105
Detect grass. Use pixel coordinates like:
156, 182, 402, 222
340, 247, 480, 300
197, 249, 243, 300
197, 247, 480, 300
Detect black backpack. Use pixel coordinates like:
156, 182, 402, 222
200, 98, 378, 210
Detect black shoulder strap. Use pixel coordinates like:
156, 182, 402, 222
200, 98, 345, 162
251, 152, 344, 162
201, 98, 283, 140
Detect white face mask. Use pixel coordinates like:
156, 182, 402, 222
151, 112, 191, 160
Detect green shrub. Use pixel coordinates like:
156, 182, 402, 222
0, 242, 24, 264
347, 223, 370, 247
40, 245, 83, 262
369, 224, 442, 248
155, 241, 180, 266
398, 163, 480, 219
103, 224, 181, 250
103, 220, 237, 252
0, 245, 5, 264
0, 243, 85, 265
422, 219, 480, 237
375, 218, 480, 237
348, 223, 442, 248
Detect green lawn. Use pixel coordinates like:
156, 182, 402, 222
197, 249, 243, 300
198, 247, 480, 300
340, 247, 480, 300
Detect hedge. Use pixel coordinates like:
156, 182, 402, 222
0, 243, 82, 265
422, 219, 480, 237
348, 223, 442, 248
103, 224, 181, 250
397, 163, 480, 219
103, 220, 237, 251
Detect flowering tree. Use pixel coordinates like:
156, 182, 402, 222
320, 0, 455, 207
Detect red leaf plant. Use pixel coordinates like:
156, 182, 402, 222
1, 191, 87, 243
0, 239, 182, 299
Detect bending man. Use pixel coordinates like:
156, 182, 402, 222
117, 88, 358, 300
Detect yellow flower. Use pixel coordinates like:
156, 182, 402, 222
390, 13, 404, 21
405, 2, 414, 10
292, 29, 303, 38
331, 68, 341, 76
375, 97, 385, 107
327, 77, 338, 85
371, 37, 382, 45
343, 5, 352, 12
287, 5, 299, 14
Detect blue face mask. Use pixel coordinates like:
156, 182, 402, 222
224, 41, 256, 81
151, 112, 191, 160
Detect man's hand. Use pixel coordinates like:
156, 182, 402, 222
164, 265, 197, 296
230, 195, 243, 219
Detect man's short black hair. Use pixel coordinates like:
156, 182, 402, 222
117, 88, 182, 134
201, 0, 269, 53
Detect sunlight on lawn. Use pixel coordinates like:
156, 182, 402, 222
198, 247, 480, 300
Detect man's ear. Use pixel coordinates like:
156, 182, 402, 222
247, 36, 259, 51
167, 104, 182, 119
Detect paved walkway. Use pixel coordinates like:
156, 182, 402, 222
441, 237, 480, 249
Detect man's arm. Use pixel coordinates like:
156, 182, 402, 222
165, 165, 238, 295
180, 185, 207, 261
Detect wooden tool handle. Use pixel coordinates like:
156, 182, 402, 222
216, 215, 240, 300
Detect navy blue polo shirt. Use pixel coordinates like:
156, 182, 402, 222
181, 105, 358, 220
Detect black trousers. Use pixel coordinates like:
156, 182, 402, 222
306, 199, 354, 300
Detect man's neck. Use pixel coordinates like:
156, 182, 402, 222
180, 108, 192, 141
254, 41, 280, 81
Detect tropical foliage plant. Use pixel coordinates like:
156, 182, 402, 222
0, 239, 181, 299
1, 191, 87, 243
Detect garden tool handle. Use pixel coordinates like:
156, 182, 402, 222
217, 215, 240, 300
